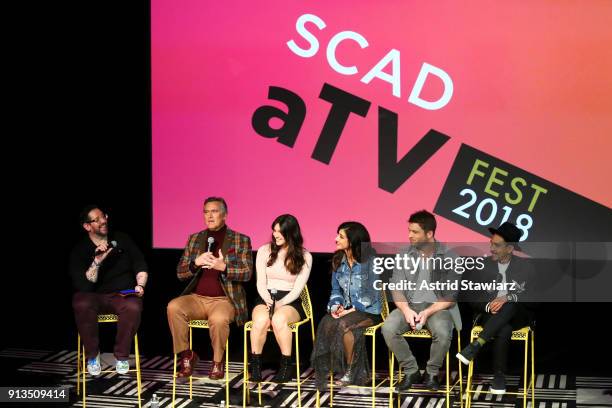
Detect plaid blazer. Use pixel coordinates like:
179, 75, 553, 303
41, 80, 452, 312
177, 227, 253, 326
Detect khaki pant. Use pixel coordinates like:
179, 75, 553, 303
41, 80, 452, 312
167, 294, 235, 361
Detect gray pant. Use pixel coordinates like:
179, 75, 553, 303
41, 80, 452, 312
381, 303, 453, 376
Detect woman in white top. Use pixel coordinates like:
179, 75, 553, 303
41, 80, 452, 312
249, 214, 312, 383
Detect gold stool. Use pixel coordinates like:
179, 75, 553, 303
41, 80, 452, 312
171, 319, 230, 407
316, 291, 391, 408
76, 314, 142, 408
389, 327, 463, 408
243, 286, 315, 408
464, 325, 535, 408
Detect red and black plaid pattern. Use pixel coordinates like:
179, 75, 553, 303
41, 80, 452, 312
177, 228, 253, 326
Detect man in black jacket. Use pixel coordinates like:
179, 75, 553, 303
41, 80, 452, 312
457, 222, 535, 395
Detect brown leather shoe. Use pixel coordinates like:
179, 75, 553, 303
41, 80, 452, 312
209, 361, 224, 380
177, 350, 199, 378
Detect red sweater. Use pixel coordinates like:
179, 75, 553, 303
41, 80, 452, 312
194, 226, 227, 297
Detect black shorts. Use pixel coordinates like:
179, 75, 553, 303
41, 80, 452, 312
255, 289, 307, 321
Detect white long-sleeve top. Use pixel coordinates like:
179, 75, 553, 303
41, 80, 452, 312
256, 243, 312, 307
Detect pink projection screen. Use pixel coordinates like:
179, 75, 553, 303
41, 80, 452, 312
152, 1, 612, 251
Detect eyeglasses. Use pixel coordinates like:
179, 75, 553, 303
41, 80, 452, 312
87, 213, 109, 224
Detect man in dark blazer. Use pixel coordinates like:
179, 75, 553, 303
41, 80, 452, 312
457, 222, 535, 395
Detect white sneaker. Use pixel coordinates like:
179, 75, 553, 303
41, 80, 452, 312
87, 354, 101, 376
490, 372, 506, 395
116, 359, 130, 375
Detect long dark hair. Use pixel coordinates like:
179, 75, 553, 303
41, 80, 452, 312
267, 214, 306, 275
331, 221, 374, 271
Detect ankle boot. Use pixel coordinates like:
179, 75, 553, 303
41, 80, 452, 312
272, 355, 293, 383
249, 353, 262, 382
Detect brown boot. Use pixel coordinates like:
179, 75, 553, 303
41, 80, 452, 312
209, 361, 224, 380
177, 350, 199, 378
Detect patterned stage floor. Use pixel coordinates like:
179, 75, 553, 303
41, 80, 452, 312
3, 348, 611, 407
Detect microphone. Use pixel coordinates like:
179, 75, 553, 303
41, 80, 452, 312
269, 289, 277, 319
95, 240, 117, 255
207, 237, 215, 252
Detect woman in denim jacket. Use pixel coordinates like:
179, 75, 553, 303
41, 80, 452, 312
311, 221, 382, 391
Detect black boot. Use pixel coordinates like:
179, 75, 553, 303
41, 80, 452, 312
396, 370, 422, 392
272, 355, 293, 383
249, 353, 262, 382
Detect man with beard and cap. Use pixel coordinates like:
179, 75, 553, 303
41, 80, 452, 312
69, 205, 148, 376
382, 210, 462, 392
457, 222, 535, 395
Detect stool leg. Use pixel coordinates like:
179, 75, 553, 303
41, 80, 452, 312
446, 351, 450, 408
311, 319, 315, 342
82, 343, 86, 408
330, 369, 334, 407
225, 337, 229, 408
255, 328, 262, 406
311, 315, 317, 407
295, 328, 302, 408
465, 332, 475, 408
243, 326, 249, 408
296, 329, 302, 408
388, 350, 393, 408
371, 334, 376, 408
523, 335, 528, 408
135, 334, 142, 408
258, 382, 262, 405
77, 334, 81, 396
396, 370, 401, 408
388, 352, 395, 408
531, 331, 535, 408
457, 333, 463, 408
172, 353, 177, 408
189, 326, 193, 399
466, 360, 473, 408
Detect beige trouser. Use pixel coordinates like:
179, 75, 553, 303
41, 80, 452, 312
167, 294, 235, 362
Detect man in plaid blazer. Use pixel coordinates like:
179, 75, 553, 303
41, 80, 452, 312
167, 197, 253, 380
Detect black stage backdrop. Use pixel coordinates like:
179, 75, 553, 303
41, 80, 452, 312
3, 0, 610, 378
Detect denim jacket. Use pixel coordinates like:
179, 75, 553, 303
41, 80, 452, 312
327, 256, 382, 315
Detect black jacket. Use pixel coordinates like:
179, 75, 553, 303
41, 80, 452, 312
462, 255, 537, 314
